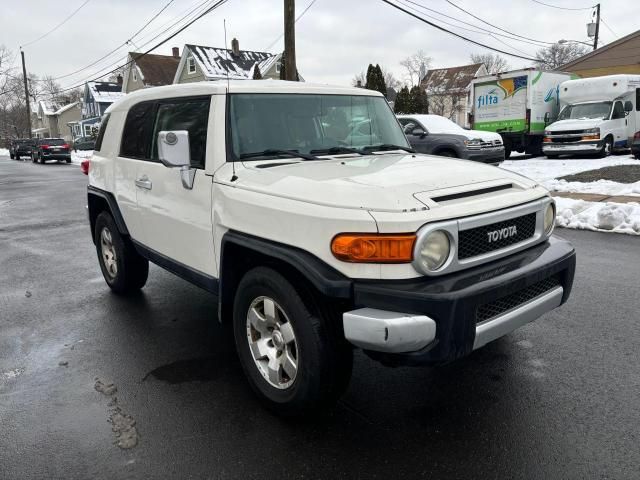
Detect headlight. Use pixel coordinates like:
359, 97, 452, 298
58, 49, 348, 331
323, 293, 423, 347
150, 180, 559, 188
583, 128, 600, 134
464, 138, 482, 148
544, 130, 552, 136
417, 230, 451, 272
544, 202, 556, 235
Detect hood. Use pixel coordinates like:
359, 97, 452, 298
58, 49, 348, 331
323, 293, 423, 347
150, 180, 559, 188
461, 129, 502, 142
231, 154, 538, 212
546, 118, 604, 131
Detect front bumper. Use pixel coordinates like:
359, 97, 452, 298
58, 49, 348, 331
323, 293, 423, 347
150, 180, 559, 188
344, 236, 575, 366
464, 148, 505, 164
542, 141, 600, 155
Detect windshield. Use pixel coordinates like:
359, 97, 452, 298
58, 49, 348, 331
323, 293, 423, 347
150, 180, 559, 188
42, 138, 66, 146
229, 93, 409, 159
557, 102, 612, 121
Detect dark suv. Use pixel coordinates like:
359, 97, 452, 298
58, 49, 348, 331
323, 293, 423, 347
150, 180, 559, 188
10, 139, 36, 160
32, 138, 71, 164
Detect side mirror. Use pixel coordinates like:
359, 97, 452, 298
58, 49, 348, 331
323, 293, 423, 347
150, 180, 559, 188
157, 130, 195, 189
544, 112, 551, 125
624, 101, 633, 113
412, 127, 426, 137
158, 130, 190, 167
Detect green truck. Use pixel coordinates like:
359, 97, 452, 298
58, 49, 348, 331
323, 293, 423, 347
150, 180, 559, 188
470, 68, 575, 158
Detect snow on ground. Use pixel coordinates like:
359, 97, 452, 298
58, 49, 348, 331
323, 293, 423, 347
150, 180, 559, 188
0, 148, 9, 156
545, 178, 640, 196
556, 197, 640, 235
71, 150, 93, 164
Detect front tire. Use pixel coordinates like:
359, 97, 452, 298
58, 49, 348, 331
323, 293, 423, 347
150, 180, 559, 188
233, 267, 352, 415
546, 154, 559, 159
438, 149, 457, 158
94, 211, 149, 294
598, 136, 613, 158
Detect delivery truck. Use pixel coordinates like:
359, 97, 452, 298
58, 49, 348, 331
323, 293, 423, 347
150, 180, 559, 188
470, 68, 574, 158
542, 74, 640, 158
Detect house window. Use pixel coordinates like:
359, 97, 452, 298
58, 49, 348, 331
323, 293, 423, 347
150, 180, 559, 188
275, 62, 281, 73
133, 68, 137, 82
84, 124, 92, 136
188, 57, 196, 74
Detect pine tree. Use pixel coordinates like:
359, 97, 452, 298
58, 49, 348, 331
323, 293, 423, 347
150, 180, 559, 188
409, 86, 428, 114
364, 64, 375, 90
394, 86, 410, 114
375, 64, 387, 97
253, 64, 263, 80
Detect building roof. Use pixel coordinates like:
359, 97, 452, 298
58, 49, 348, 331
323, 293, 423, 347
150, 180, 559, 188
38, 100, 59, 116
129, 52, 180, 86
421, 63, 484, 93
561, 28, 640, 70
185, 44, 276, 80
54, 102, 79, 115
87, 81, 126, 103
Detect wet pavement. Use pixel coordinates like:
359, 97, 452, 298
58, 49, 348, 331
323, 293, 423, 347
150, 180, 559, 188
1, 156, 639, 479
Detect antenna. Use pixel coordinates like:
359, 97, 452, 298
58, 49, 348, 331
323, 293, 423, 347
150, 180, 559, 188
224, 19, 237, 182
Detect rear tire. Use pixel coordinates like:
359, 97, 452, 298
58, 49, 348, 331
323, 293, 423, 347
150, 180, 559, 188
15, 155, 19, 160
65, 158, 71, 163
233, 267, 352, 416
10, 153, 14, 159
94, 211, 148, 294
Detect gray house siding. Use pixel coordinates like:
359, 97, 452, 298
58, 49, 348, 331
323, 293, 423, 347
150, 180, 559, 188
177, 57, 206, 84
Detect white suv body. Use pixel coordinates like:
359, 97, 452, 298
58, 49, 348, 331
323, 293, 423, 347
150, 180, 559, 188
87, 81, 576, 414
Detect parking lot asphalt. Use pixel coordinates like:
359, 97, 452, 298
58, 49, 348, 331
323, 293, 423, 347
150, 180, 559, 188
1, 156, 639, 479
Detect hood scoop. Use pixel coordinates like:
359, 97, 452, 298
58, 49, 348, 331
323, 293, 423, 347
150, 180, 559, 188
415, 180, 523, 208
431, 183, 513, 203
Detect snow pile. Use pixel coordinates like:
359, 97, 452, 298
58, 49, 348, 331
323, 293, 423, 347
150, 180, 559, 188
71, 150, 93, 164
501, 156, 638, 183
555, 197, 640, 235
0, 148, 9, 156
545, 178, 640, 196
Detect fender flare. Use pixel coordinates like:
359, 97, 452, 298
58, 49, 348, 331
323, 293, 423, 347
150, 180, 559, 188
87, 185, 129, 236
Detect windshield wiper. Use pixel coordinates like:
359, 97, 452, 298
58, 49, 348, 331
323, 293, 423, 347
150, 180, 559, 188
239, 149, 318, 161
309, 146, 365, 156
361, 144, 415, 153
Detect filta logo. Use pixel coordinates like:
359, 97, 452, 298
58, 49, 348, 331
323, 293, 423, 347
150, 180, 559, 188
477, 88, 499, 108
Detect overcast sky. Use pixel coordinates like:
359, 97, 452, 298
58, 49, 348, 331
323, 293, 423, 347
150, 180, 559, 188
1, 0, 634, 88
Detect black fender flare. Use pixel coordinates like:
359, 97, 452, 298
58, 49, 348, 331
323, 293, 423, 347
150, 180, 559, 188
87, 185, 129, 239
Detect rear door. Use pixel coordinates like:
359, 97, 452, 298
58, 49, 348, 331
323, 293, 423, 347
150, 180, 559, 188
134, 96, 216, 277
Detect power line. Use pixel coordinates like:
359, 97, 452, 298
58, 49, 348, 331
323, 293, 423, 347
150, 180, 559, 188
21, 0, 92, 48
600, 18, 618, 38
264, 0, 318, 51
529, 0, 595, 11
380, 0, 542, 62
444, 0, 556, 45
48, 0, 181, 81
52, 0, 231, 95
50, 0, 216, 91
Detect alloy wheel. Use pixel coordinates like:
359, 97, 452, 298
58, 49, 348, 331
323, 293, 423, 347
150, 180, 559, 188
100, 227, 118, 279
246, 296, 298, 389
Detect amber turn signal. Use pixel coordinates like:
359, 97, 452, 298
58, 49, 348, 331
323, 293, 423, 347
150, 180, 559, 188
331, 234, 416, 263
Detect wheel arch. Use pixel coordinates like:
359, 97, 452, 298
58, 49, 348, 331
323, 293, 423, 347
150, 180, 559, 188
87, 186, 129, 243
218, 231, 352, 324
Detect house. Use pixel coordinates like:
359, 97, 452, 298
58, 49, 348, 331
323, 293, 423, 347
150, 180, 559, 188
560, 29, 640, 78
121, 48, 181, 93
420, 63, 488, 127
173, 39, 284, 84
73, 80, 125, 138
31, 100, 81, 141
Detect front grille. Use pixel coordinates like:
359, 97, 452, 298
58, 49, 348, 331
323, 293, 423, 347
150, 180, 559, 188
476, 276, 561, 324
458, 213, 536, 260
480, 139, 503, 149
552, 136, 582, 143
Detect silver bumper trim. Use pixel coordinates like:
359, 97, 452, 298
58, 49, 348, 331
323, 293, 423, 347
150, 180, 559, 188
473, 286, 564, 350
343, 308, 436, 353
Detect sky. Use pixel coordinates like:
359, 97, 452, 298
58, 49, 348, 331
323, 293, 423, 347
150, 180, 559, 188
0, 0, 635, 89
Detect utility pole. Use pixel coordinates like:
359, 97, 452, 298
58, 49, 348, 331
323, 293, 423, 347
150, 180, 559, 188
593, 3, 600, 51
20, 48, 32, 138
283, 0, 297, 81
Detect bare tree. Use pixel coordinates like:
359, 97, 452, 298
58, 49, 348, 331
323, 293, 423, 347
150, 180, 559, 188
536, 42, 589, 70
399, 50, 432, 86
470, 53, 510, 74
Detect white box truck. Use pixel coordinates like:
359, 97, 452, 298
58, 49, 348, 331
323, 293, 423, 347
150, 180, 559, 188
470, 68, 574, 158
542, 74, 640, 158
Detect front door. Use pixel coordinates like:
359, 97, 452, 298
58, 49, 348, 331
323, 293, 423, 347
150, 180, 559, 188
610, 100, 628, 148
134, 96, 217, 278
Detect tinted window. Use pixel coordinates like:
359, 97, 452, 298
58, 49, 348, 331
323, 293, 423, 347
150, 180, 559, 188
636, 88, 639, 111
612, 101, 625, 120
42, 138, 65, 146
120, 101, 155, 159
150, 98, 210, 168
94, 114, 110, 152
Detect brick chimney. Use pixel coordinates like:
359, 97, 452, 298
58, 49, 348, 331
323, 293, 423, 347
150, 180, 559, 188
172, 47, 179, 58
231, 38, 240, 57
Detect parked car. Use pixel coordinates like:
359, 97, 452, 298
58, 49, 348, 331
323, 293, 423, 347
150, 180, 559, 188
32, 138, 71, 163
397, 114, 505, 165
9, 138, 36, 160
632, 131, 640, 159
86, 81, 575, 415
73, 136, 95, 151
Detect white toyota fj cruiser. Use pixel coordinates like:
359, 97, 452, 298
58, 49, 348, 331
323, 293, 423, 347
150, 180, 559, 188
86, 81, 576, 414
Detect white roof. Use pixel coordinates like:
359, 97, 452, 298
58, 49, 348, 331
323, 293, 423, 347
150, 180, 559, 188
87, 81, 126, 103
39, 100, 59, 116
54, 102, 79, 115
397, 114, 464, 134
107, 80, 382, 113
188, 44, 275, 80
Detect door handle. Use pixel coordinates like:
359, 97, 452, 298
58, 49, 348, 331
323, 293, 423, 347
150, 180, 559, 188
135, 176, 152, 190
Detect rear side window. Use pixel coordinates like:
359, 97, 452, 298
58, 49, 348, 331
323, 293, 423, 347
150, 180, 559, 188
150, 97, 210, 169
94, 114, 110, 152
120, 102, 155, 159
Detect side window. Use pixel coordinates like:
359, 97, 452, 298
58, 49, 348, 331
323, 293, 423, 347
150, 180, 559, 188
636, 88, 640, 111
188, 57, 196, 74
120, 101, 155, 159
150, 97, 210, 169
612, 101, 625, 120
94, 114, 110, 152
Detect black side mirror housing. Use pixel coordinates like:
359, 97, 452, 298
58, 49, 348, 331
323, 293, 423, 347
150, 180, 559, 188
412, 127, 426, 137
624, 101, 633, 113
544, 112, 551, 125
